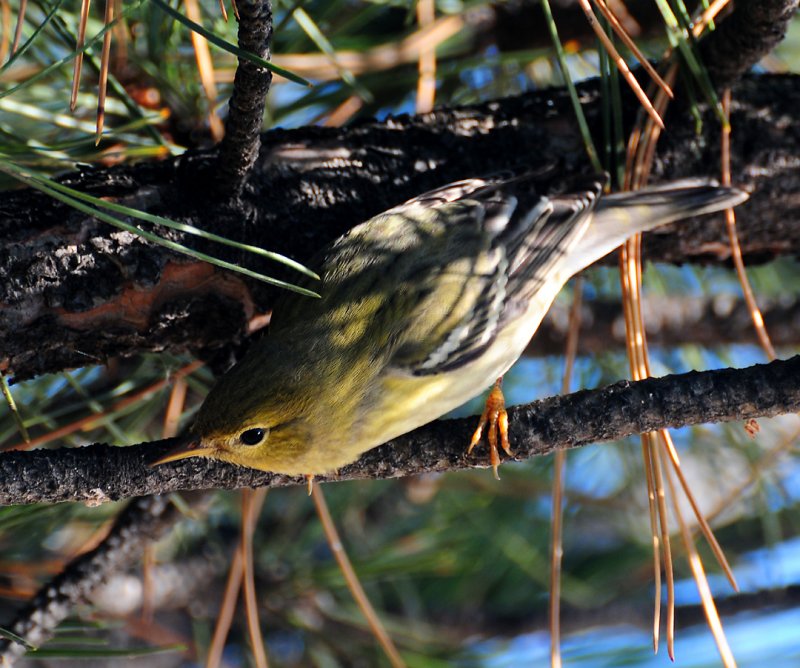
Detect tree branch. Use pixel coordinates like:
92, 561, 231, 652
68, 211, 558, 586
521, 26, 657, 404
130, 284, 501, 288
700, 0, 799, 89
0, 496, 180, 664
1, 73, 799, 380
1, 355, 797, 506
215, 0, 273, 200
490, 0, 798, 87
2, 354, 798, 659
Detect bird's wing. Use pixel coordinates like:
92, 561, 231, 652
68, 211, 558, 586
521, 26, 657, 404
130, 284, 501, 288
270, 173, 606, 377
383, 174, 606, 375
385, 176, 503, 209
498, 176, 605, 324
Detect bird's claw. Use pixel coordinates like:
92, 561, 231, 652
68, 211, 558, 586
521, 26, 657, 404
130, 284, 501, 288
467, 380, 512, 479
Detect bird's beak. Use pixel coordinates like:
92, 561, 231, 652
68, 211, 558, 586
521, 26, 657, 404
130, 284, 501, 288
151, 437, 217, 467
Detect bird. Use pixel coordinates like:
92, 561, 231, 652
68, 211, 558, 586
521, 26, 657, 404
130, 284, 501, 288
154, 169, 748, 478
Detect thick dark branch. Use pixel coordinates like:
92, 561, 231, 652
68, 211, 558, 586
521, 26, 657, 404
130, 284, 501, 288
491, 0, 798, 86
0, 356, 797, 506
0, 496, 179, 664
215, 0, 273, 200
491, 0, 672, 52
700, 0, 799, 89
1, 73, 799, 380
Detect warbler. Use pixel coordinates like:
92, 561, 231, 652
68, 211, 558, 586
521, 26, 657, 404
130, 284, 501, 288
155, 171, 748, 478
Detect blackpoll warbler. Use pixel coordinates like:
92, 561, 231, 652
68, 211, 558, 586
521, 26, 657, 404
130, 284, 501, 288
155, 170, 748, 478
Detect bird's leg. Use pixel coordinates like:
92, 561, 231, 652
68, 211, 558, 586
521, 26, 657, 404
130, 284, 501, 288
467, 377, 512, 479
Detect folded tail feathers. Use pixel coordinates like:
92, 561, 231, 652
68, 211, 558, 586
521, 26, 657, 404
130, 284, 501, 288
566, 182, 749, 276
596, 182, 749, 227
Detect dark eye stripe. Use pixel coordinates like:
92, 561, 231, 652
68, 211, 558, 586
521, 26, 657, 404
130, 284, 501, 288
240, 428, 266, 446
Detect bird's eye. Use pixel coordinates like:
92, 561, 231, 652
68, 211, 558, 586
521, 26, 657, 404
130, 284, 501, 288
239, 428, 266, 446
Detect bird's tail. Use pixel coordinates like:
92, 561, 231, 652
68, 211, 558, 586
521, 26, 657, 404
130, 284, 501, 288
569, 179, 749, 276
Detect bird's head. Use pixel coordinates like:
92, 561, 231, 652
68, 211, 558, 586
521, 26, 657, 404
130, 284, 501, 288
152, 350, 314, 474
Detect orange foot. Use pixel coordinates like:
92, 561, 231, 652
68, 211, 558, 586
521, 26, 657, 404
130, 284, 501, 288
467, 378, 512, 479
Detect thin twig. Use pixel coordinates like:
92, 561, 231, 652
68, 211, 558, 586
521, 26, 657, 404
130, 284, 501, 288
311, 485, 406, 668
185, 0, 225, 141
0, 356, 797, 506
70, 0, 92, 110
662, 448, 737, 668
0, 496, 180, 665
577, 0, 664, 129
206, 546, 245, 668
592, 0, 673, 98
720, 89, 776, 361
95, 0, 114, 143
549, 278, 583, 668
10, 0, 26, 55
241, 488, 269, 668
415, 0, 436, 114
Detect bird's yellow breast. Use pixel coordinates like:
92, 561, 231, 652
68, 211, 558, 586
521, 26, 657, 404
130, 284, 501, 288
354, 282, 561, 452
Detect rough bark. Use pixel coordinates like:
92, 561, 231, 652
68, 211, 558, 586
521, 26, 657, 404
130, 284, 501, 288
0, 496, 180, 663
0, 355, 797, 506
1, 74, 799, 381
215, 0, 273, 200
700, 0, 800, 88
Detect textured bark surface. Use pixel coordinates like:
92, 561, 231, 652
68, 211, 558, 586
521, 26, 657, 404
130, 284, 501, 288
1, 73, 799, 381
493, 0, 800, 91
215, 0, 273, 200
700, 0, 800, 88
0, 355, 797, 506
